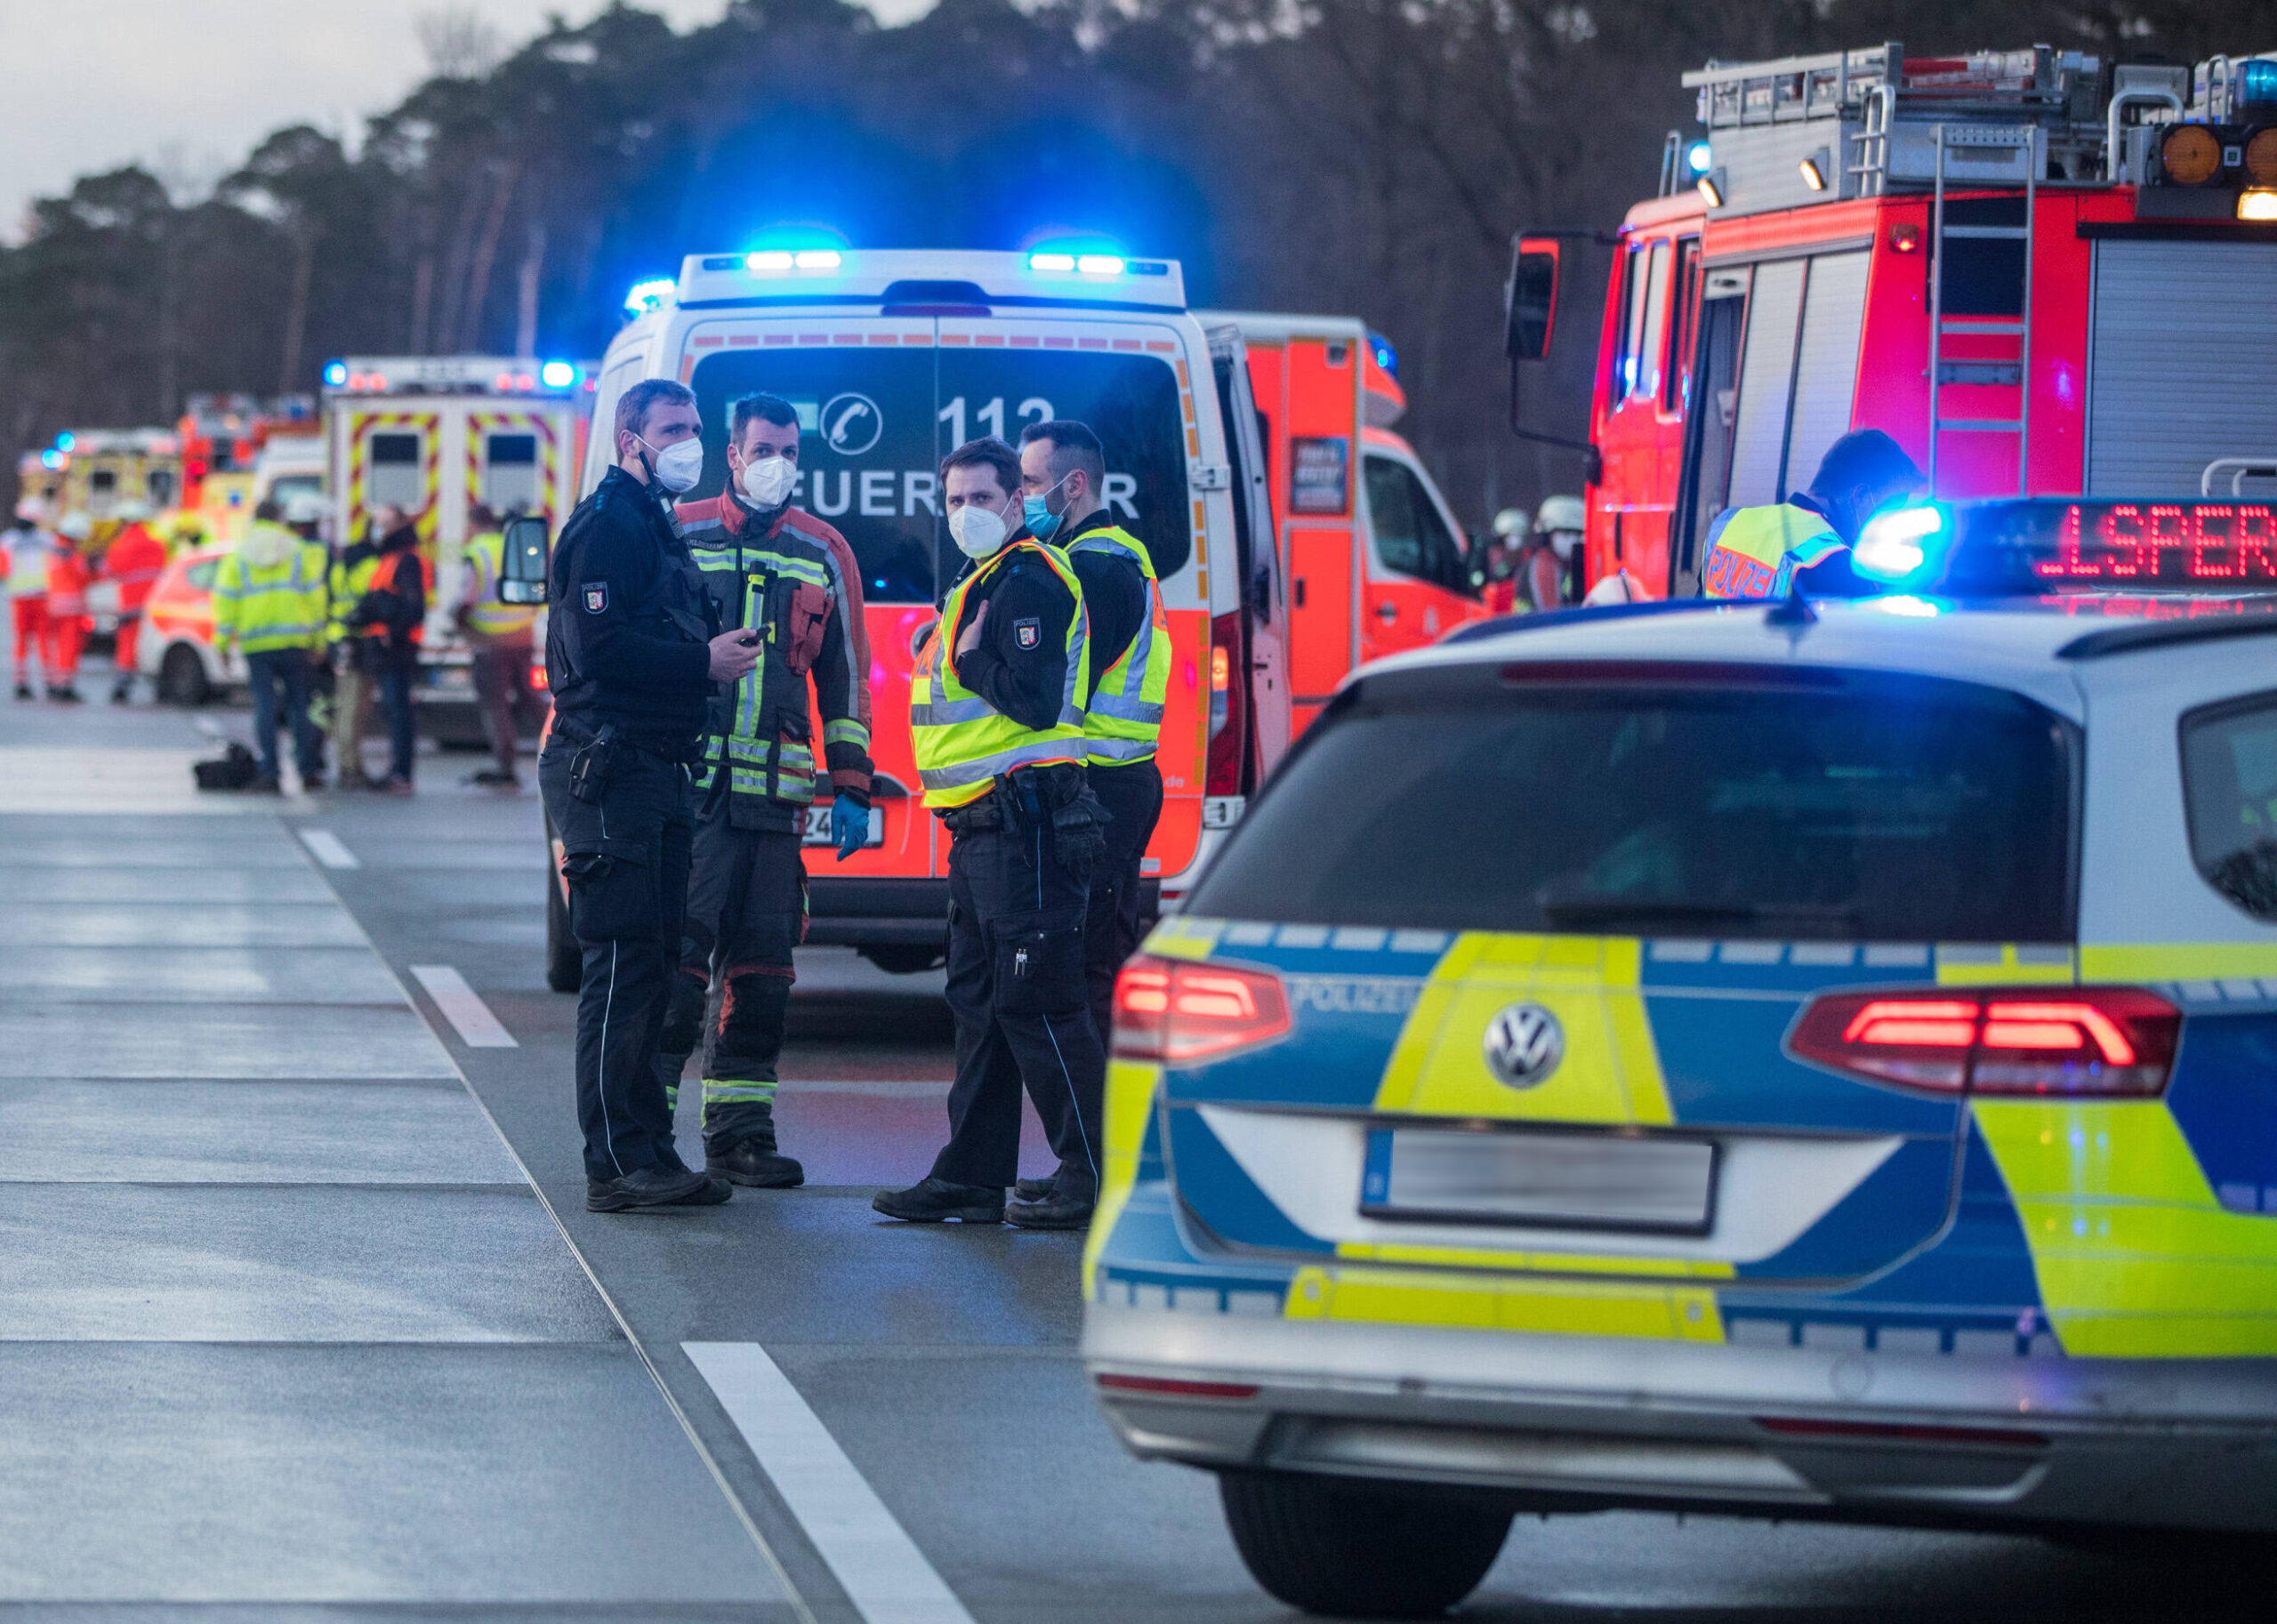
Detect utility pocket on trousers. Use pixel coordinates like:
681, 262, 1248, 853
560, 838, 656, 943
994, 906, 1086, 1017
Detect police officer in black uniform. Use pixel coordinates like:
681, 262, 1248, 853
540, 377, 763, 1212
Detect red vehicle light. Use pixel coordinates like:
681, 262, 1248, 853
1112, 953, 1291, 1065
1205, 609, 1246, 796
1755, 1416, 2048, 1450
528, 662, 549, 690
1790, 987, 2179, 1097
1888, 222, 1922, 254
1096, 1372, 1261, 1400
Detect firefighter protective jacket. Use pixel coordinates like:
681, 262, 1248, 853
673, 494, 873, 832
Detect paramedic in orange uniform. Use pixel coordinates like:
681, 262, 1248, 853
103, 501, 170, 703
43, 513, 93, 703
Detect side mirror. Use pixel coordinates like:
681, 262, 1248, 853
1505, 237, 1561, 363
498, 514, 549, 605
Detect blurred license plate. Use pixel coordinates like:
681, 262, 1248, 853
801, 803, 884, 848
1361, 1129, 1715, 1234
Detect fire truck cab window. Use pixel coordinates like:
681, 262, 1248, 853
2182, 692, 2277, 921
1637, 241, 1672, 404
483, 432, 540, 514
368, 431, 424, 512
1364, 454, 1468, 593
1615, 245, 1652, 404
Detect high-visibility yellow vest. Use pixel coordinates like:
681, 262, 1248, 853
1701, 502, 1846, 599
327, 550, 376, 644
1066, 525, 1171, 768
910, 539, 1090, 809
4, 535, 49, 595
461, 529, 539, 640
213, 525, 330, 654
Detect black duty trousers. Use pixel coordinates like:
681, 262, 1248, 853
1083, 760, 1163, 1051
654, 797, 806, 1153
929, 811, 1106, 1192
539, 736, 695, 1183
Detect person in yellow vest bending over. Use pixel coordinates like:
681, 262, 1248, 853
213, 497, 331, 792
876, 435, 1108, 1232
455, 503, 542, 789
1701, 429, 1925, 599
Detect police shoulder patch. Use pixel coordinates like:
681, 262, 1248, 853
583, 583, 608, 614
1014, 616, 1041, 649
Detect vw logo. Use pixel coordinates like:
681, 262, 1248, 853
821, 392, 882, 455
1484, 1002, 1564, 1089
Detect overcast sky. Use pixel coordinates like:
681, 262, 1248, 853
0, 0, 930, 238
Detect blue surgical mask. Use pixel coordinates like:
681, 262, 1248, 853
1023, 470, 1074, 543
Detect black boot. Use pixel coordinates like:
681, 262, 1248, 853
586, 1164, 731, 1212
1007, 1172, 1098, 1231
708, 1103, 803, 1188
872, 1177, 1004, 1224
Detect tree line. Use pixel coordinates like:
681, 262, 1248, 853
0, 0, 2259, 527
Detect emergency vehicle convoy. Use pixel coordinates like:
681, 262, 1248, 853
563, 251, 1478, 972
1508, 41, 2277, 598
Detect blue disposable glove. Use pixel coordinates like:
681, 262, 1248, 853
831, 792, 870, 862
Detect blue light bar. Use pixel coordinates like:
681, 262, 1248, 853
39, 450, 65, 470
794, 249, 841, 270
1028, 252, 1076, 272
54, 431, 75, 452
323, 361, 349, 388
1686, 140, 1713, 175
1855, 502, 1947, 583
539, 360, 577, 390
624, 277, 677, 316
1075, 254, 1125, 275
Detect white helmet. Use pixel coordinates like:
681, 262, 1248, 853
13, 498, 47, 525
281, 490, 328, 527
55, 511, 93, 541
1491, 507, 1531, 539
116, 499, 153, 523
1533, 494, 1587, 536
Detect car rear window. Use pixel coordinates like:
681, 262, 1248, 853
1187, 666, 2076, 941
2181, 691, 2277, 921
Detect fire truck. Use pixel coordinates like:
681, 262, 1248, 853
178, 394, 317, 544
1508, 43, 2277, 597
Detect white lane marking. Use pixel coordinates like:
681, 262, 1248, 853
685, 1341, 977, 1624
408, 964, 519, 1049
298, 828, 361, 869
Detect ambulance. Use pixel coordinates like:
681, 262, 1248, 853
322, 356, 591, 743
15, 430, 183, 524
1507, 42, 2277, 597
562, 252, 1484, 971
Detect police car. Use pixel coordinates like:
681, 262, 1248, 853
1082, 497, 2277, 1617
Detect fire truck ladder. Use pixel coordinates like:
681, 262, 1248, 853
1927, 123, 2039, 496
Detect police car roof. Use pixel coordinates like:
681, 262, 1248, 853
1376, 595, 2277, 723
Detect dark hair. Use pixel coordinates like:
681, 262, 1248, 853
1809, 429, 1922, 501
253, 498, 283, 523
469, 502, 499, 530
939, 437, 1021, 496
731, 393, 801, 446
1020, 419, 1106, 492
615, 378, 696, 442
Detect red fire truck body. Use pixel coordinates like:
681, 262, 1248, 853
1514, 44, 2277, 597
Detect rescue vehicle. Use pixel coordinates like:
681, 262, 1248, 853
135, 543, 245, 705
322, 356, 591, 744
15, 430, 182, 523
553, 252, 1475, 975
178, 394, 317, 544
1203, 314, 1484, 734
1507, 42, 2277, 598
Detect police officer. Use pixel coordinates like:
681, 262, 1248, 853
1701, 430, 1924, 599
651, 393, 876, 1189
539, 377, 762, 1213
874, 437, 1106, 1230
1008, 420, 1167, 1223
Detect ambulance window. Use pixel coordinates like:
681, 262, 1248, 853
147, 470, 177, 509
368, 432, 424, 512
688, 350, 937, 602
484, 433, 541, 514
1364, 454, 1467, 593
186, 560, 219, 591
2182, 691, 2277, 922
269, 475, 321, 505
939, 350, 1192, 583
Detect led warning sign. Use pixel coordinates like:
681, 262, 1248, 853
2035, 503, 2277, 583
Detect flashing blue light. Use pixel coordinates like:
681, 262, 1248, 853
1029, 252, 1077, 272
1686, 140, 1714, 176
323, 361, 349, 388
794, 249, 841, 270
1369, 330, 1400, 379
1854, 502, 1947, 582
624, 277, 677, 316
2241, 58, 2277, 107
539, 360, 577, 390
39, 449, 65, 471
53, 431, 74, 452
1873, 594, 1943, 618
1075, 253, 1125, 275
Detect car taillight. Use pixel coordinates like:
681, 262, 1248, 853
528, 661, 548, 690
1206, 610, 1246, 796
1112, 953, 1291, 1065
1788, 986, 2180, 1097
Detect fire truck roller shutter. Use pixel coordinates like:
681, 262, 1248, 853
1779, 253, 1870, 502
1725, 261, 1805, 508
1724, 254, 1871, 510
2088, 240, 2277, 496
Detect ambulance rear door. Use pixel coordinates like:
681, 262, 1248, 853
1206, 321, 1290, 787
1266, 334, 1362, 736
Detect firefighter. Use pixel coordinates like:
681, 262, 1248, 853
539, 377, 760, 1214
874, 437, 1107, 1230
43, 513, 94, 703
1525, 494, 1587, 609
1007, 419, 1167, 1225
213, 498, 330, 792
4, 502, 49, 700
1476, 509, 1527, 615
455, 502, 541, 788
1701, 430, 1924, 599
328, 513, 385, 789
648, 393, 876, 1189
103, 500, 169, 703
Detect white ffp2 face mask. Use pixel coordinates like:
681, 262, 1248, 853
640, 434, 705, 494
740, 455, 799, 509
949, 502, 1009, 560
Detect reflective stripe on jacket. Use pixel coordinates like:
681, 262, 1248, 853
461, 530, 539, 642
910, 539, 1089, 809
1066, 526, 1170, 767
213, 523, 330, 653
4, 536, 49, 596
1701, 502, 1846, 599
